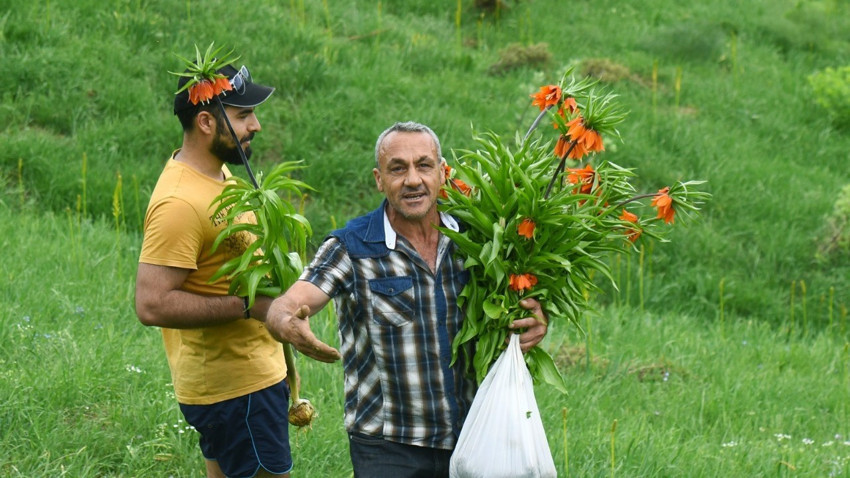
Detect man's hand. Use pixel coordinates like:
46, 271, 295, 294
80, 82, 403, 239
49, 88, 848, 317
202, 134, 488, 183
509, 298, 548, 353
265, 282, 341, 363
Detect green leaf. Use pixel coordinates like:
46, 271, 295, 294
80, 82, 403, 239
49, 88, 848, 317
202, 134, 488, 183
526, 347, 568, 394
482, 299, 504, 319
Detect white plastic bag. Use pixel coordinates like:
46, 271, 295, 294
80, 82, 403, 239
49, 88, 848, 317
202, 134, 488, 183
450, 334, 557, 478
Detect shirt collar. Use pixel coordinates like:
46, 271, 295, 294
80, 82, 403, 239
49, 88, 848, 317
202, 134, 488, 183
382, 208, 460, 250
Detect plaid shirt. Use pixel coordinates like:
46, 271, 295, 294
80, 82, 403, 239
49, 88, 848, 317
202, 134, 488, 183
300, 201, 476, 450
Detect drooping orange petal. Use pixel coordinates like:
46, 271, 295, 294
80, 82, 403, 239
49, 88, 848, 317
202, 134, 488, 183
531, 85, 562, 111
517, 218, 535, 239
194, 80, 214, 104
566, 164, 595, 194
581, 129, 604, 153
567, 140, 588, 160
554, 135, 571, 158
188, 83, 200, 105
619, 209, 638, 223
619, 209, 642, 242
456, 179, 471, 196
213, 76, 233, 96
566, 116, 587, 143
651, 187, 675, 224
560, 97, 578, 115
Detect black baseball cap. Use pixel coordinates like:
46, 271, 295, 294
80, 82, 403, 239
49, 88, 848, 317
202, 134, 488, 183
173, 64, 275, 115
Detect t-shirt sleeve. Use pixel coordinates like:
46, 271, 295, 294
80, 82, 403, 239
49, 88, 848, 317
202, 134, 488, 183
299, 237, 352, 298
138, 197, 204, 270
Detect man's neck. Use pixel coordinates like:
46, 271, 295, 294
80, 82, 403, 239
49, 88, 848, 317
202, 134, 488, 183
174, 140, 225, 180
386, 208, 441, 245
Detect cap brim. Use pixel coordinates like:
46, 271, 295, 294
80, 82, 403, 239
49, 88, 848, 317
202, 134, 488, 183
220, 82, 275, 108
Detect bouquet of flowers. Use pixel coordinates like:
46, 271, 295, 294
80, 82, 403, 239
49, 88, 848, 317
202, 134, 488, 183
439, 68, 709, 392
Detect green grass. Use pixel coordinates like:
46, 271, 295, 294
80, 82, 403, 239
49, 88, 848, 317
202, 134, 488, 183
3, 0, 849, 323
2, 204, 849, 476
2, 0, 850, 475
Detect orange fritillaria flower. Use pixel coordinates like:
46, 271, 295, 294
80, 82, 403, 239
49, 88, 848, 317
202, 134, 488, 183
554, 135, 571, 158
564, 116, 604, 158
440, 165, 471, 198
651, 187, 675, 224
213, 76, 233, 96
619, 209, 642, 242
531, 85, 562, 111
566, 164, 595, 195
581, 129, 604, 153
509, 273, 538, 292
451, 179, 472, 196
188, 79, 217, 105
559, 97, 578, 116
566, 116, 587, 142
517, 218, 535, 239
568, 140, 589, 160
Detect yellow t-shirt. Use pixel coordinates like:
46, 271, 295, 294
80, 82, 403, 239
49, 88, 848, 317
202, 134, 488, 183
139, 154, 286, 405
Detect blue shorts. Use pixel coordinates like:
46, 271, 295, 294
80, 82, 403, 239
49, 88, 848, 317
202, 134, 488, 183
179, 380, 293, 478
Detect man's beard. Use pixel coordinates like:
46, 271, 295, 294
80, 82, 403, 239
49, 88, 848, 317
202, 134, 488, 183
211, 126, 253, 166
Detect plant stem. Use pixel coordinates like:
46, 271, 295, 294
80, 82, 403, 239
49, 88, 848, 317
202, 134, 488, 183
543, 141, 577, 199
612, 192, 661, 210
215, 98, 259, 189
523, 104, 554, 143
283, 343, 300, 402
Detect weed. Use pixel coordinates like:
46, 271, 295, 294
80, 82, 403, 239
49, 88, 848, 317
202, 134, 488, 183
488, 42, 551, 76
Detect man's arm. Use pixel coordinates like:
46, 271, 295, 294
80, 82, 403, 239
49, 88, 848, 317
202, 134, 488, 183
134, 262, 273, 328
265, 280, 341, 363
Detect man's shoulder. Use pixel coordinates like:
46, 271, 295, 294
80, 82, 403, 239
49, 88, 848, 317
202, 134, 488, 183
330, 204, 382, 237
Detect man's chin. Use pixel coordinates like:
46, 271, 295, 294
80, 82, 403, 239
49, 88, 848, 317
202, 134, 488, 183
221, 147, 252, 166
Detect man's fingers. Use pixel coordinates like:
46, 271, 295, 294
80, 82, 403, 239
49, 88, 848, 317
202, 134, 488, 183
296, 339, 341, 363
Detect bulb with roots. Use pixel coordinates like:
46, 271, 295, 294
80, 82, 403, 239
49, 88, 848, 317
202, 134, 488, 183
288, 398, 317, 427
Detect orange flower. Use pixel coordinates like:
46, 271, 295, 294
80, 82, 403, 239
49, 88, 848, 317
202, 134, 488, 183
554, 135, 571, 158
188, 79, 217, 105
568, 140, 589, 160
559, 97, 578, 116
517, 218, 535, 239
213, 76, 233, 96
581, 129, 604, 153
651, 187, 675, 224
564, 116, 604, 157
531, 85, 562, 111
619, 209, 642, 242
566, 116, 587, 142
451, 179, 472, 196
509, 273, 538, 292
566, 164, 595, 194
440, 165, 471, 198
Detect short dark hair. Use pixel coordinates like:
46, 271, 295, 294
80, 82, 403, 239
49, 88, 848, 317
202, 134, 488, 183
175, 101, 224, 132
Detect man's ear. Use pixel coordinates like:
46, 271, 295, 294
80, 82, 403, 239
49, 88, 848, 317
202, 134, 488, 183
373, 168, 383, 193
195, 111, 216, 135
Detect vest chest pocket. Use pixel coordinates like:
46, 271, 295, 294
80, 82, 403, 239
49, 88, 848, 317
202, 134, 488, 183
368, 276, 414, 327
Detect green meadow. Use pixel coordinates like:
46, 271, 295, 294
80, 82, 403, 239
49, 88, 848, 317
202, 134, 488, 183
2, 0, 850, 476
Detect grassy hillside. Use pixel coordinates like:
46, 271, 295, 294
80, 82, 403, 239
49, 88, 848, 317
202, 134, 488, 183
2, 0, 850, 475
3, 0, 850, 324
